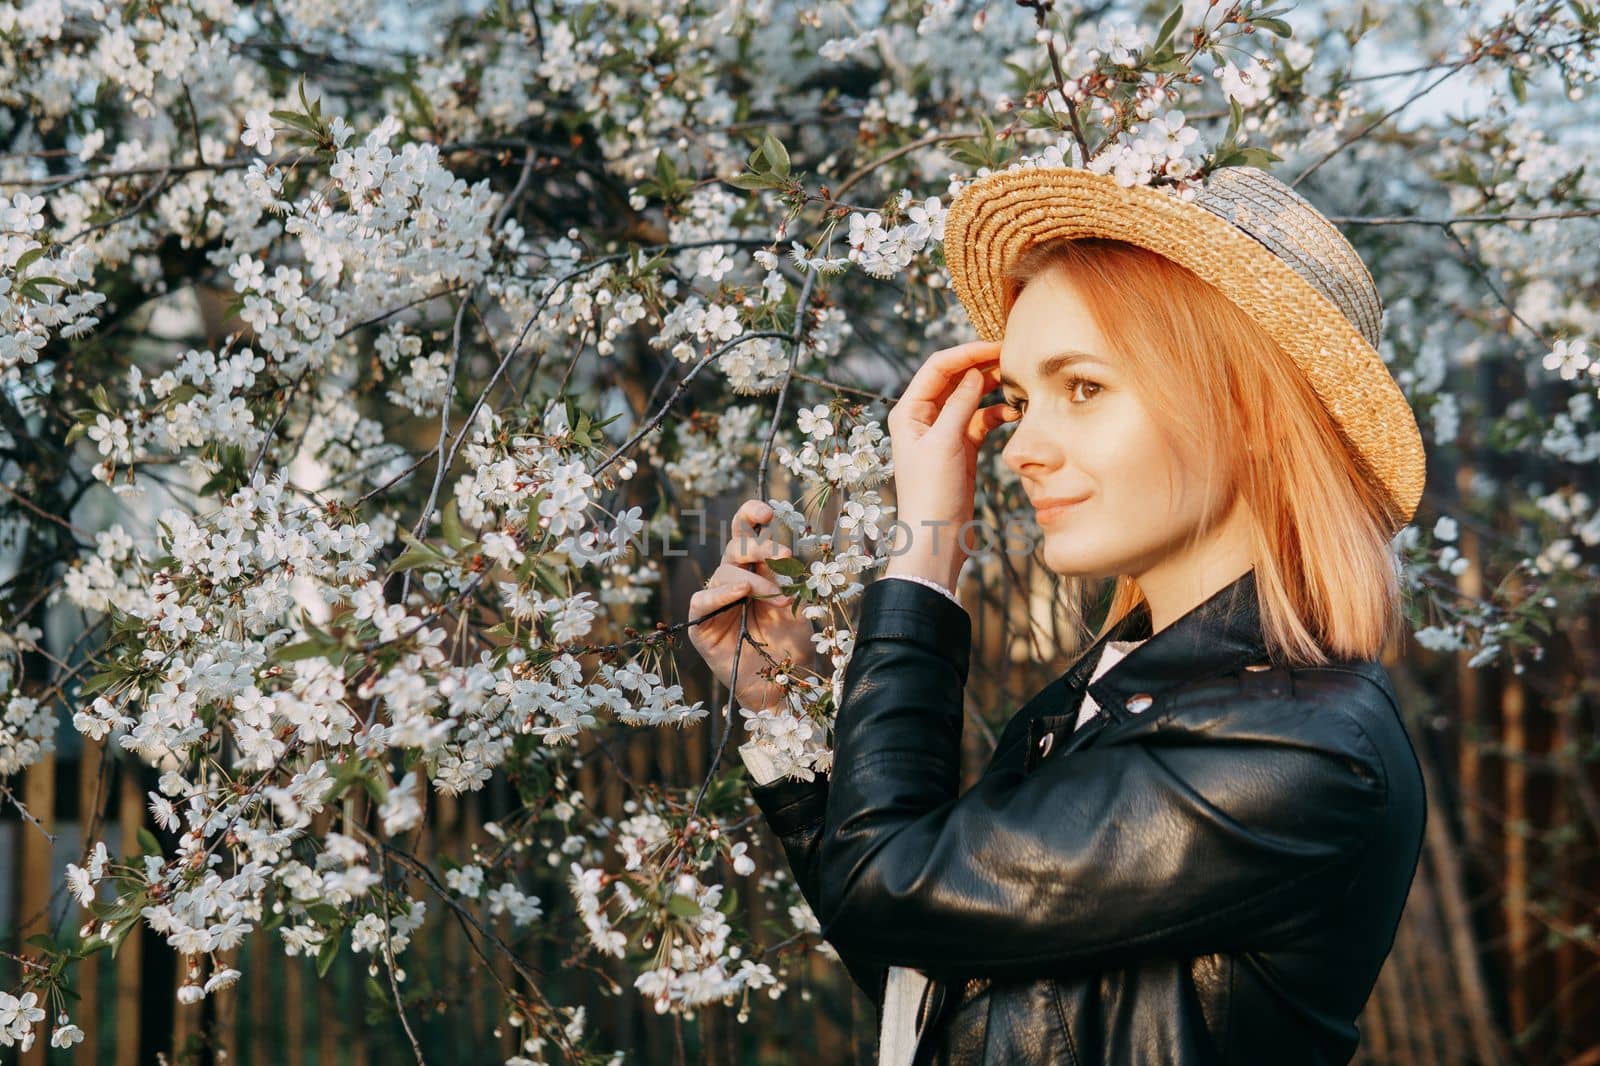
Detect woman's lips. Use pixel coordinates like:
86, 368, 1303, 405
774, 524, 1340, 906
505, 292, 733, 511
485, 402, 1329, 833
1033, 498, 1087, 524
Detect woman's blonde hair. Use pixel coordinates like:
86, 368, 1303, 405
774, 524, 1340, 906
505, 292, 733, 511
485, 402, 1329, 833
1001, 236, 1407, 667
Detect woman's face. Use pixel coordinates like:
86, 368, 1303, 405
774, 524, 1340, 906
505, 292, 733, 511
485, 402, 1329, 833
996, 266, 1252, 603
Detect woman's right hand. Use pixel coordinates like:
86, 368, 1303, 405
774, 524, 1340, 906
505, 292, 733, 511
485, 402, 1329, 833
686, 498, 818, 710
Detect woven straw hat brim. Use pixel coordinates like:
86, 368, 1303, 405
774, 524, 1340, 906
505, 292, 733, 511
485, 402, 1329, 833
943, 166, 1425, 533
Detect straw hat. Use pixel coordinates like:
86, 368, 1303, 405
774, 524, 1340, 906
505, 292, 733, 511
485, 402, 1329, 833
942, 163, 1426, 535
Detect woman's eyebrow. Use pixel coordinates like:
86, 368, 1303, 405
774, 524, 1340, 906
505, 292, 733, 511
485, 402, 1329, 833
997, 350, 1110, 390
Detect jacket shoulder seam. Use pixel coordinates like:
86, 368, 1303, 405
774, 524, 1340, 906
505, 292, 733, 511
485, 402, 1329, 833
1279, 669, 1393, 886
1284, 666, 1395, 816
1157, 666, 1394, 814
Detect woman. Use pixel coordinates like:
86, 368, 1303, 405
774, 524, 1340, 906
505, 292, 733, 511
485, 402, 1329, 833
687, 163, 1428, 1064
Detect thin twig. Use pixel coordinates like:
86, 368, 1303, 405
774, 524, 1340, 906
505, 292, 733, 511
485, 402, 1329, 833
0, 783, 56, 843
374, 846, 428, 1066
591, 331, 796, 477
0, 481, 91, 539
789, 371, 895, 403
1440, 222, 1547, 341
832, 131, 979, 200
1290, 57, 1474, 188
1332, 207, 1600, 226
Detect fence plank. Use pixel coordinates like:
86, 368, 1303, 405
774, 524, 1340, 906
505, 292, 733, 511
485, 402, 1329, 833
285, 945, 306, 1066
1416, 730, 1510, 1065
75, 745, 102, 1066
115, 765, 142, 1066
172, 947, 199, 1064
1502, 674, 1530, 1037
1456, 464, 1485, 859
18, 753, 55, 1066
248, 935, 267, 1066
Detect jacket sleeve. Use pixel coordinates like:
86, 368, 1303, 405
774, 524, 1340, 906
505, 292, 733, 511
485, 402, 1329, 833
815, 577, 1389, 982
740, 752, 891, 1010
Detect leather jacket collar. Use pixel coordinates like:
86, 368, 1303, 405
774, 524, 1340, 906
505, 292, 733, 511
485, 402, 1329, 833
1071, 565, 1271, 726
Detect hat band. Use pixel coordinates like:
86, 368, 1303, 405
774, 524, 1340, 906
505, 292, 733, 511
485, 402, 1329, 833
1189, 168, 1383, 350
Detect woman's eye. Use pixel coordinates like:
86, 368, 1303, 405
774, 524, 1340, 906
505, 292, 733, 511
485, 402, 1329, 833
1002, 378, 1099, 414
1065, 376, 1101, 403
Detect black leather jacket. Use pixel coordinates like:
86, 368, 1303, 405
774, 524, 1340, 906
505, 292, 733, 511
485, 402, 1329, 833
745, 567, 1426, 1064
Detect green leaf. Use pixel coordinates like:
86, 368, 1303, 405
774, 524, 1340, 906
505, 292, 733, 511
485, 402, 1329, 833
79, 669, 122, 696
404, 76, 437, 130
1508, 67, 1528, 105
24, 274, 68, 292
441, 498, 467, 551
393, 547, 447, 573
531, 557, 567, 597
1145, 53, 1191, 73
304, 903, 341, 925
667, 893, 702, 919
1234, 147, 1284, 168
15, 245, 48, 273
655, 150, 678, 188
269, 109, 320, 134
316, 934, 342, 977
716, 886, 739, 915
396, 526, 441, 555
107, 915, 141, 959
1153, 2, 1185, 52
1254, 16, 1293, 37
760, 133, 791, 177
766, 555, 807, 580
296, 74, 324, 123
726, 172, 785, 191
942, 140, 989, 168
26, 933, 57, 951
136, 827, 163, 856
275, 640, 334, 663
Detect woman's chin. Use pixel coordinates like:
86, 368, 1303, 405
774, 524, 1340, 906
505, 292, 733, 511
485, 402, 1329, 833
1040, 538, 1105, 580
1041, 534, 1138, 582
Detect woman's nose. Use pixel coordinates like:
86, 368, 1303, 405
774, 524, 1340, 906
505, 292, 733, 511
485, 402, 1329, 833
1001, 413, 1059, 478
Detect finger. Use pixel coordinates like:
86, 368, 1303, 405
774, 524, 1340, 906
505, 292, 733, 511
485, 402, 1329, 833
729, 498, 775, 542
903, 354, 1004, 423
966, 401, 1018, 447
931, 368, 988, 436
728, 498, 790, 561
726, 534, 793, 568
897, 341, 1002, 410
689, 575, 784, 621
892, 348, 1004, 433
710, 562, 790, 602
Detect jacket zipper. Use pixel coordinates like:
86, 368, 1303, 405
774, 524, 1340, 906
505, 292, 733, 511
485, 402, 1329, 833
913, 977, 936, 1037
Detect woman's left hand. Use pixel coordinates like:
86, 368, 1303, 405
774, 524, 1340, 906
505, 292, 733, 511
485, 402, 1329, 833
884, 340, 1019, 588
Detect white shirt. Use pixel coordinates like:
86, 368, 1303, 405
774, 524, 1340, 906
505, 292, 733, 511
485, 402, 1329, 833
738, 576, 1148, 1065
